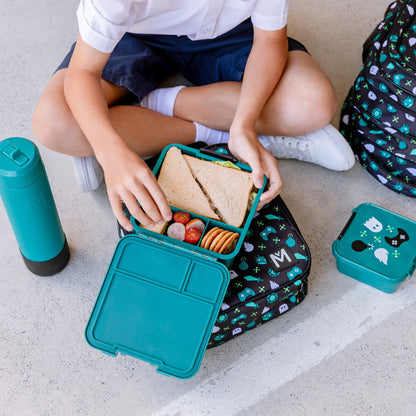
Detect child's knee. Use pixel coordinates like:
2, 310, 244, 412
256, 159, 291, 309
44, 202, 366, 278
32, 97, 70, 152
318, 80, 338, 124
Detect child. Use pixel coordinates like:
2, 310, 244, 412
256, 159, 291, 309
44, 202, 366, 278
32, 0, 355, 232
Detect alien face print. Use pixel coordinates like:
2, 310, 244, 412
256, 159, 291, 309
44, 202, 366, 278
364, 216, 384, 232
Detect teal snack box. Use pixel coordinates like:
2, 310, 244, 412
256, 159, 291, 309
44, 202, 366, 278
332, 203, 416, 293
86, 144, 264, 378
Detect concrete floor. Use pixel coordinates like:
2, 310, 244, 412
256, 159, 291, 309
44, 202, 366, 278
1, 0, 416, 415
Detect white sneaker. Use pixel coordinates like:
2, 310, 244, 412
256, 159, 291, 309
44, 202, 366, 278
260, 124, 355, 171
72, 156, 104, 192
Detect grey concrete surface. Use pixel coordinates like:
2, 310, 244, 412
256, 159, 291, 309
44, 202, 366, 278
1, 1, 416, 415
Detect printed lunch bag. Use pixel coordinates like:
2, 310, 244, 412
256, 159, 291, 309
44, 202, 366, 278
340, 0, 416, 196
117, 143, 311, 348
207, 193, 310, 348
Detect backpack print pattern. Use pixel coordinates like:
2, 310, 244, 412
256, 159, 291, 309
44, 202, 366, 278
340, 0, 416, 196
208, 195, 310, 348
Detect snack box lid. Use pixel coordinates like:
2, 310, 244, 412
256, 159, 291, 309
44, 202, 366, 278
332, 203, 416, 283
85, 233, 230, 379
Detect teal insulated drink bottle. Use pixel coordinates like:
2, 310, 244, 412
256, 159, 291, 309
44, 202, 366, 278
0, 137, 70, 275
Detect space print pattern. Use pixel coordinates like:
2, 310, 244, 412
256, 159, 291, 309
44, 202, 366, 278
208, 195, 310, 348
340, 0, 416, 196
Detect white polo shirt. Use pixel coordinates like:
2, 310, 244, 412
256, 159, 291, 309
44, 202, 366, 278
77, 0, 289, 53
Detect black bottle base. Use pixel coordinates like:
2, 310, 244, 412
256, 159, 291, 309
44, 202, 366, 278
21, 237, 70, 276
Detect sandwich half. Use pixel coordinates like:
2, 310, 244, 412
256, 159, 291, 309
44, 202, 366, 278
157, 147, 220, 220
183, 154, 253, 227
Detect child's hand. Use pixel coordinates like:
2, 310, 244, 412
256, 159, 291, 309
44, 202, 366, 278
99, 147, 172, 231
228, 127, 282, 210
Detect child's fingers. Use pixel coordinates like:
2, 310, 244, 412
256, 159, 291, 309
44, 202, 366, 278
127, 181, 165, 225
245, 153, 265, 190
143, 177, 172, 222
123, 192, 157, 227
109, 193, 134, 231
257, 153, 283, 210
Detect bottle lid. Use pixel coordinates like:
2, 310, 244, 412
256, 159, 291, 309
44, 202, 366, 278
0, 137, 42, 189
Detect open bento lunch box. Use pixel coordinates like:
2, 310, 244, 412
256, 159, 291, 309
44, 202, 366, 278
332, 203, 416, 293
85, 144, 265, 378
129, 143, 266, 267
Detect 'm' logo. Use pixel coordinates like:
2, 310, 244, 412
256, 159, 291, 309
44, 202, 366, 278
30, 194, 47, 209
266, 244, 298, 272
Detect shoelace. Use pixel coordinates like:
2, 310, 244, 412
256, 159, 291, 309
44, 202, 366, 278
268, 137, 314, 162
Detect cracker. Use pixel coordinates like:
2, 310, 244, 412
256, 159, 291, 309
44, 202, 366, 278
218, 232, 239, 254
200, 227, 220, 249
208, 230, 229, 252
211, 230, 232, 253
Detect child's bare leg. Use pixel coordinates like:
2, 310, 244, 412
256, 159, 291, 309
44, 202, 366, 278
32, 69, 196, 158
108, 105, 196, 158
173, 51, 337, 137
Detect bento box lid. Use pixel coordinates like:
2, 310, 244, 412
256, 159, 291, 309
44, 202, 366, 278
85, 233, 230, 379
333, 203, 416, 282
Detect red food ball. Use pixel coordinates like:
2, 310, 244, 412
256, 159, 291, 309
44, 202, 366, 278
184, 227, 202, 244
173, 211, 191, 224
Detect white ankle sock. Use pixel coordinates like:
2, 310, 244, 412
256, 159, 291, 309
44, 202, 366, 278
193, 123, 230, 145
140, 85, 186, 116
141, 85, 230, 145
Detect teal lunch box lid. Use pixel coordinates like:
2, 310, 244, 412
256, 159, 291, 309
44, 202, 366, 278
85, 233, 230, 379
332, 203, 416, 293
0, 137, 42, 189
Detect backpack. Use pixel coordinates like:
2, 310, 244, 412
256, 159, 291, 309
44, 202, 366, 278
340, 0, 416, 196
117, 143, 311, 348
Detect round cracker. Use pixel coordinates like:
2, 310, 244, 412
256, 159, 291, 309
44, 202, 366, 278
211, 230, 233, 253
209, 230, 229, 252
218, 232, 239, 254
200, 227, 220, 249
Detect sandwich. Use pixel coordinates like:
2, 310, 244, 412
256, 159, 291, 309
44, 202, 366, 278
157, 146, 254, 227
156, 146, 220, 221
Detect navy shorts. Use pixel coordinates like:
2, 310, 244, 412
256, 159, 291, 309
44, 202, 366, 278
56, 20, 308, 101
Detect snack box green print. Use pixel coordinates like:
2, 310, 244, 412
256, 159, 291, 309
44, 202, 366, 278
332, 203, 416, 293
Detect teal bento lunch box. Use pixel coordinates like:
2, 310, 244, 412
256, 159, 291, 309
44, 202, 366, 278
85, 144, 264, 378
129, 143, 266, 268
332, 203, 416, 293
